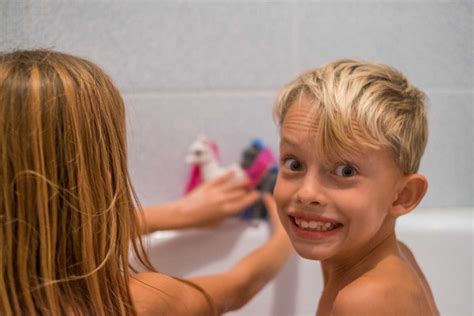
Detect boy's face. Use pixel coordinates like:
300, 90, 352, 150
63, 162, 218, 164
274, 98, 405, 262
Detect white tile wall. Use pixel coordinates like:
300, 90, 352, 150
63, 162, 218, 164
0, 1, 30, 50
296, 1, 473, 91
419, 91, 473, 208
28, 1, 295, 92
125, 92, 280, 204
1, 1, 472, 207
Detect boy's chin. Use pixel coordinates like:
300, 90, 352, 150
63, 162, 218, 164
292, 242, 332, 261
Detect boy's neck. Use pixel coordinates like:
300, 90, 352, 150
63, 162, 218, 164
320, 219, 400, 290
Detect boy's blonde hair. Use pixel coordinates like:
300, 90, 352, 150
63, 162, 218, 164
273, 60, 428, 174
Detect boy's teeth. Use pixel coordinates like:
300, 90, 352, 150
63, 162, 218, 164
294, 218, 338, 231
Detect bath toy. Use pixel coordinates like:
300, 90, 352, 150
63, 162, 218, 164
240, 139, 277, 189
184, 135, 244, 194
184, 136, 278, 220
239, 139, 278, 220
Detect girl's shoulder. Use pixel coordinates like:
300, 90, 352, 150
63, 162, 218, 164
129, 272, 212, 316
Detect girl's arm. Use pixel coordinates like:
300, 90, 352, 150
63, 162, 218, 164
139, 171, 260, 233
130, 194, 294, 315
189, 194, 293, 313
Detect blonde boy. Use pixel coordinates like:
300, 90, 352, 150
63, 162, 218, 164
273, 60, 439, 315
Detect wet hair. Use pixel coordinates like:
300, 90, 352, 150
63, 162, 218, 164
0, 50, 154, 315
273, 60, 428, 174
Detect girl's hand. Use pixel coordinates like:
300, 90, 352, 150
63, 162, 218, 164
262, 193, 284, 233
261, 193, 292, 251
179, 170, 260, 227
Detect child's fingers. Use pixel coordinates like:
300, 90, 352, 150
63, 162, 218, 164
222, 189, 254, 201
221, 176, 252, 191
224, 191, 260, 214
210, 170, 236, 185
262, 193, 277, 215
262, 193, 284, 229
239, 190, 260, 207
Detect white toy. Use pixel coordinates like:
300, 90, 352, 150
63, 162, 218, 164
185, 135, 245, 182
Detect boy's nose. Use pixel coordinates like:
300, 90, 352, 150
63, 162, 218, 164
295, 176, 327, 206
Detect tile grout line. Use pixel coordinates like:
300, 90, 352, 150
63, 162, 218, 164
122, 90, 278, 98
122, 89, 473, 99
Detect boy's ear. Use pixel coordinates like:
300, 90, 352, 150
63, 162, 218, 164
390, 174, 428, 217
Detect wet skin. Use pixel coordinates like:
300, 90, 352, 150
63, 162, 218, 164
274, 97, 404, 266
274, 97, 439, 315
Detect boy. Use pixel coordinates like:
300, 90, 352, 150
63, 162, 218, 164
273, 60, 439, 315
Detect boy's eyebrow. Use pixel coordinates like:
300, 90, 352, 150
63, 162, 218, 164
279, 136, 300, 148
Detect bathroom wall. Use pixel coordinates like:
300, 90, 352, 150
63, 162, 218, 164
1, 1, 472, 315
2, 0, 471, 209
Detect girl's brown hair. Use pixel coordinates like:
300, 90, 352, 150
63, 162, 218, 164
0, 50, 154, 315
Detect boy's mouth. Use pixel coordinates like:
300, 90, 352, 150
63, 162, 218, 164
290, 216, 343, 232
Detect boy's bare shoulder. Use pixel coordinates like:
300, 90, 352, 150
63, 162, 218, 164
331, 257, 433, 316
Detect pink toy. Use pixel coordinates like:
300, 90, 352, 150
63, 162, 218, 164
244, 147, 276, 189
183, 137, 278, 220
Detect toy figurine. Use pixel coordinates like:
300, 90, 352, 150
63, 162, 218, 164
184, 135, 244, 193
184, 136, 278, 220
239, 139, 278, 220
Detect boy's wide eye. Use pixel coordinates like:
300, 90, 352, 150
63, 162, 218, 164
283, 158, 302, 171
334, 164, 358, 177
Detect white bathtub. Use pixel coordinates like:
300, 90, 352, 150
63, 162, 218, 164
137, 208, 473, 316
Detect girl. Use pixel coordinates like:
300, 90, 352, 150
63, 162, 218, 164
0, 49, 292, 315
